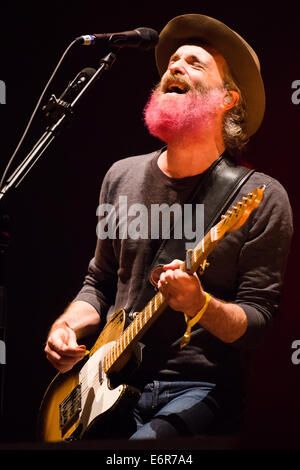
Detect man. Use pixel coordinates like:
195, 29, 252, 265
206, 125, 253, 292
44, 15, 293, 439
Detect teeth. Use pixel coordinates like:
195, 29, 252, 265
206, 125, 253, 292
166, 83, 186, 94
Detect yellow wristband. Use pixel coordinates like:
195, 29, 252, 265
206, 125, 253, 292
180, 293, 210, 349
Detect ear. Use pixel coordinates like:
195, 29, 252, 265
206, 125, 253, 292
222, 90, 240, 110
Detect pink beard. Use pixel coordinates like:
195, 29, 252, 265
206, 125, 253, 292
143, 88, 224, 144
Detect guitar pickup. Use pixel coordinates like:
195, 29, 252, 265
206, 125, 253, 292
59, 384, 82, 431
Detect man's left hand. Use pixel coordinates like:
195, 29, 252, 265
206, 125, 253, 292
157, 259, 206, 316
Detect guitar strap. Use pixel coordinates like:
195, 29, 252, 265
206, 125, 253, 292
130, 151, 255, 314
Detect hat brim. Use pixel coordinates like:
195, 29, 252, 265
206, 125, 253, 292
155, 14, 266, 138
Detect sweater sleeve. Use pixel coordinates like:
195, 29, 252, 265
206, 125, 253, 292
72, 168, 119, 321
231, 177, 293, 348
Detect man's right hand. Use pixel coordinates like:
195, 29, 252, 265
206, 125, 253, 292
44, 321, 87, 373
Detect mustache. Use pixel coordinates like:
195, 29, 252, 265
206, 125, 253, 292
159, 73, 191, 93
157, 73, 222, 96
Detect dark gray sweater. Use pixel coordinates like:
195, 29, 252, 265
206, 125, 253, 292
74, 149, 293, 389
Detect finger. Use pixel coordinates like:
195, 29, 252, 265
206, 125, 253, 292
47, 356, 75, 373
47, 329, 71, 351
45, 350, 85, 372
157, 278, 167, 292
47, 337, 86, 357
47, 353, 82, 368
163, 259, 183, 270
67, 327, 82, 348
163, 269, 177, 283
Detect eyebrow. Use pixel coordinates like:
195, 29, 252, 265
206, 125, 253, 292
169, 53, 207, 65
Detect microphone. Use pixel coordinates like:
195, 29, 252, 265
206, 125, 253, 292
77, 27, 159, 50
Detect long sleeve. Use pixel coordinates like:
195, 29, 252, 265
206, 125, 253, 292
73, 170, 119, 322
231, 176, 293, 348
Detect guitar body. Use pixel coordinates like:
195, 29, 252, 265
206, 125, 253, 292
37, 309, 141, 442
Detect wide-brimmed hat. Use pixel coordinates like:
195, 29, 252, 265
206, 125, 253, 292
155, 14, 265, 137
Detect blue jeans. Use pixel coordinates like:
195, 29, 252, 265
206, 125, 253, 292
129, 381, 220, 439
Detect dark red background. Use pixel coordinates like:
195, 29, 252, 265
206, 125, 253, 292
0, 2, 299, 446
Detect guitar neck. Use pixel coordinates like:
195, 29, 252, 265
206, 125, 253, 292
103, 227, 220, 374
181, 227, 220, 275
100, 187, 265, 376
103, 291, 168, 373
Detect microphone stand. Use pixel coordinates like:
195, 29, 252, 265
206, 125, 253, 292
0, 52, 116, 202
0, 51, 117, 424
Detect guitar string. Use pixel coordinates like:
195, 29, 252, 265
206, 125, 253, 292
63, 230, 211, 403
74, 295, 166, 399
59, 194, 257, 412
63, 240, 205, 403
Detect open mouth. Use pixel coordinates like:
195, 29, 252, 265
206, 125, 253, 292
164, 82, 188, 94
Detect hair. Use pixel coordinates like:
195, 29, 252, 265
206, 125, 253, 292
185, 39, 249, 156
222, 70, 249, 157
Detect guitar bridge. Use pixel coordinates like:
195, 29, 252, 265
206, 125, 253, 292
59, 384, 82, 431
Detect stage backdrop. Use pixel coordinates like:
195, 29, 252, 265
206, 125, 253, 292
0, 2, 299, 444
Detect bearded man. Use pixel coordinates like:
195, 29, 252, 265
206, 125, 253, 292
43, 15, 293, 440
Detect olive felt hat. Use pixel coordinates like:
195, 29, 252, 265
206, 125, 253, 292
155, 14, 266, 137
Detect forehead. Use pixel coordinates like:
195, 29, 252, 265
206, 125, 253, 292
170, 44, 227, 70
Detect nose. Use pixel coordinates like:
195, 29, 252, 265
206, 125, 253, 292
168, 58, 186, 75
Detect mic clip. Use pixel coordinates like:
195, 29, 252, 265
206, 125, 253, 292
42, 94, 74, 124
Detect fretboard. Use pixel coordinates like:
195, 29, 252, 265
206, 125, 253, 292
103, 228, 218, 374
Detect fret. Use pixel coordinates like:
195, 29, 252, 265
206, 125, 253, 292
148, 300, 153, 319
151, 301, 154, 316
139, 311, 143, 330
119, 336, 124, 355
144, 305, 149, 322
143, 308, 147, 325
127, 325, 131, 344
130, 322, 134, 341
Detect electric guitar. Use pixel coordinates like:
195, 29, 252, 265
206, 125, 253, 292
37, 186, 265, 442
